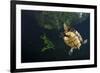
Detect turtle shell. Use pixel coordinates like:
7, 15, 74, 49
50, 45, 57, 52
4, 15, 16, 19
64, 31, 81, 49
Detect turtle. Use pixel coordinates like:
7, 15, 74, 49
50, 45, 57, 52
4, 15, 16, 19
63, 23, 87, 55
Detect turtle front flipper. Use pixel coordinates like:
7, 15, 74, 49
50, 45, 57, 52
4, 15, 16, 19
75, 30, 83, 42
69, 48, 74, 55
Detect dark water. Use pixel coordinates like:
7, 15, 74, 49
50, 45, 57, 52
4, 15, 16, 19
21, 10, 90, 63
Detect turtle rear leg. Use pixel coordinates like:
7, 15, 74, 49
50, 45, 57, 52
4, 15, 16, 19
83, 39, 88, 44
69, 48, 74, 55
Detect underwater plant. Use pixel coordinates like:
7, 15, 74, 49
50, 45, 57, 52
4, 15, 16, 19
40, 34, 55, 52
36, 11, 89, 31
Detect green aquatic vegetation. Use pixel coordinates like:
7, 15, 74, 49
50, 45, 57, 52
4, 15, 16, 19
40, 34, 55, 52
36, 11, 88, 30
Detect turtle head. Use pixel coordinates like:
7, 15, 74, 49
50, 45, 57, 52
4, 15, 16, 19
63, 23, 70, 32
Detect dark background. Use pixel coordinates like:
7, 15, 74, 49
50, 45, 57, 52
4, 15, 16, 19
21, 10, 90, 63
